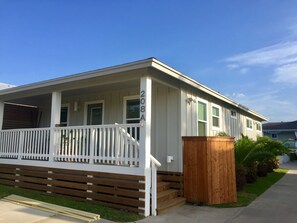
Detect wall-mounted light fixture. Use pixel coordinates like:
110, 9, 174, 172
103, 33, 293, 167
74, 101, 78, 112
186, 98, 196, 104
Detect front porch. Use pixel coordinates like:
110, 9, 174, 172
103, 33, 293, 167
0, 74, 167, 216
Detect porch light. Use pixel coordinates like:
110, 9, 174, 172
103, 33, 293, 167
74, 101, 79, 111
186, 98, 196, 104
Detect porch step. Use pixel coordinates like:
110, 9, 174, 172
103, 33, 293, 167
157, 189, 179, 203
157, 197, 186, 215
157, 182, 171, 192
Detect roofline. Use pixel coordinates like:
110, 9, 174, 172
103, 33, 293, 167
263, 129, 297, 132
0, 57, 267, 121
150, 58, 268, 121
0, 58, 154, 96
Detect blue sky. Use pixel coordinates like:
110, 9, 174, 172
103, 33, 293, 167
0, 0, 297, 122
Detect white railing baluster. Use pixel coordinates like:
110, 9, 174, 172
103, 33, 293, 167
0, 123, 141, 167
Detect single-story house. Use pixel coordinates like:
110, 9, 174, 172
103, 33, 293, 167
263, 121, 297, 147
0, 58, 267, 216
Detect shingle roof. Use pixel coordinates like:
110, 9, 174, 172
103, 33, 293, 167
263, 120, 297, 131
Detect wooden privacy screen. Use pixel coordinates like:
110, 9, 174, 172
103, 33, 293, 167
3, 103, 39, 129
0, 164, 145, 214
183, 136, 237, 205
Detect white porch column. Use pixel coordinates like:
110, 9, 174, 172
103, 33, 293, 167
49, 92, 61, 161
0, 101, 4, 130
139, 76, 152, 217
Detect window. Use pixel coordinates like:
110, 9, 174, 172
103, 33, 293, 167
211, 104, 221, 129
197, 99, 208, 136
85, 101, 104, 125
60, 106, 69, 127
246, 118, 253, 130
271, 133, 278, 139
230, 110, 237, 119
124, 96, 140, 124
256, 122, 262, 131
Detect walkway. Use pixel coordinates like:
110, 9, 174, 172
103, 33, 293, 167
138, 161, 297, 223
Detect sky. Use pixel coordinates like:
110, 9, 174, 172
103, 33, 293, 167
0, 0, 297, 122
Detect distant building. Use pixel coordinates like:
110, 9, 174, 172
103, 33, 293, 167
263, 120, 297, 147
0, 83, 15, 90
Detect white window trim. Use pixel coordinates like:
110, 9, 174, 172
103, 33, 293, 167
61, 103, 70, 126
123, 95, 139, 124
196, 97, 209, 136
211, 103, 222, 131
255, 121, 262, 132
84, 100, 104, 125
230, 109, 237, 119
246, 117, 253, 131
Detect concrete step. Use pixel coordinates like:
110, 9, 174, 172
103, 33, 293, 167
157, 189, 179, 203
157, 197, 186, 215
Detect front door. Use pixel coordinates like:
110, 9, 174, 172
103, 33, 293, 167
86, 102, 103, 125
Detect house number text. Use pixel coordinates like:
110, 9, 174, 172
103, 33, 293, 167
140, 90, 146, 121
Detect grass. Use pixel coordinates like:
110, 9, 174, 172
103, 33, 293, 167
212, 168, 288, 208
0, 185, 144, 222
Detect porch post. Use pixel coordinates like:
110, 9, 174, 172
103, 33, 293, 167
139, 76, 152, 216
0, 101, 4, 130
49, 92, 61, 161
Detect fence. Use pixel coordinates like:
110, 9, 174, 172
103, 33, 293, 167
183, 136, 237, 205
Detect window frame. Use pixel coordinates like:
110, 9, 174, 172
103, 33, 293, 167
196, 98, 209, 136
246, 117, 253, 130
84, 100, 104, 125
60, 103, 70, 126
255, 122, 262, 132
123, 95, 140, 124
230, 110, 237, 119
211, 103, 222, 130
271, 133, 278, 139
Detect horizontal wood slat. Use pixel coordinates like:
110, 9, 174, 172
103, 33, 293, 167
158, 171, 184, 197
0, 164, 145, 214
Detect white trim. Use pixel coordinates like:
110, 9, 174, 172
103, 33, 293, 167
84, 100, 105, 125
211, 103, 222, 131
246, 117, 253, 131
196, 97, 209, 136
123, 95, 139, 124
0, 159, 145, 176
61, 103, 70, 126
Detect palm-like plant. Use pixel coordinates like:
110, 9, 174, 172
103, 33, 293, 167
234, 135, 289, 190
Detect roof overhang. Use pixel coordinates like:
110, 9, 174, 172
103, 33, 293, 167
0, 57, 268, 121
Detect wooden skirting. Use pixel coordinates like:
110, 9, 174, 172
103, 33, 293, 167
157, 171, 184, 197
0, 164, 145, 214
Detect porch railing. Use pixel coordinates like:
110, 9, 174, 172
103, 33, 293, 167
0, 128, 50, 160
0, 123, 141, 166
54, 124, 140, 166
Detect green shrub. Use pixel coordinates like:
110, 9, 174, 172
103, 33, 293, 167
234, 135, 288, 190
236, 165, 247, 191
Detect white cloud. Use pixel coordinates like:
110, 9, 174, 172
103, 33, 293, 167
226, 64, 239, 70
273, 63, 297, 84
225, 41, 297, 85
226, 41, 297, 66
239, 68, 249, 74
0, 83, 15, 90
228, 90, 297, 122
232, 92, 246, 98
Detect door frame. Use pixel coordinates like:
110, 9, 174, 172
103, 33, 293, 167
84, 100, 105, 125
